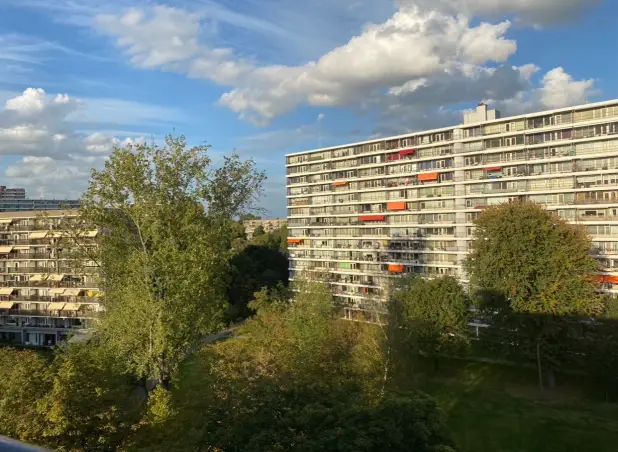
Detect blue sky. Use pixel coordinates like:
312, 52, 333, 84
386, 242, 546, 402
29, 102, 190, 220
0, 0, 614, 217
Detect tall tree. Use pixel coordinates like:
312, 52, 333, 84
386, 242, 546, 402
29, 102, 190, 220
78, 135, 265, 388
464, 201, 603, 389
391, 276, 470, 372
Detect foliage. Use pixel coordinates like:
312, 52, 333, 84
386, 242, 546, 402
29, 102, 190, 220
239, 213, 261, 221
77, 135, 265, 386
252, 224, 266, 237
391, 276, 470, 367
38, 343, 143, 451
465, 201, 600, 315
128, 281, 455, 452
203, 386, 455, 452
226, 224, 289, 320
0, 348, 50, 443
464, 201, 603, 387
0, 345, 142, 451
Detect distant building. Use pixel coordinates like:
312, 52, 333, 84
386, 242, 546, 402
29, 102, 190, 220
243, 218, 287, 239
0, 199, 79, 212
0, 210, 101, 346
0, 186, 26, 199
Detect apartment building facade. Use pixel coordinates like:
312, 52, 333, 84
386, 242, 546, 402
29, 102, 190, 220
0, 210, 101, 346
286, 100, 618, 316
243, 218, 287, 239
0, 186, 26, 199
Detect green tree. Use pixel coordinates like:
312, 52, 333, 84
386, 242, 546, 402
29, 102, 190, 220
78, 135, 265, 388
239, 213, 261, 221
464, 201, 602, 389
128, 281, 455, 452
391, 276, 470, 372
0, 348, 50, 444
38, 343, 143, 451
252, 224, 266, 237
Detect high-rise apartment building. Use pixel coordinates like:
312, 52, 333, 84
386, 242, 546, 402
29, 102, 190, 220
286, 100, 618, 317
0, 210, 101, 346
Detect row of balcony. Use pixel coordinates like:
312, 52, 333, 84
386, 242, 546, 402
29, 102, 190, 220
0, 266, 98, 274
0, 281, 98, 288
287, 113, 618, 166
0, 309, 95, 319
0, 295, 100, 303
0, 320, 86, 330
289, 165, 618, 197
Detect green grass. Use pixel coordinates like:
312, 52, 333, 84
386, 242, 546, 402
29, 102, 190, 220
416, 360, 618, 452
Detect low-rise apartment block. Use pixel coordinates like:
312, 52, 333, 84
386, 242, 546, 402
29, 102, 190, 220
286, 101, 618, 316
0, 210, 101, 346
243, 218, 287, 239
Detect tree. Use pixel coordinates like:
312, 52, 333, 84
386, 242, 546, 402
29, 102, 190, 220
78, 135, 265, 388
239, 213, 261, 221
252, 224, 266, 237
38, 343, 143, 451
0, 348, 50, 444
391, 276, 470, 372
127, 281, 455, 452
464, 201, 603, 389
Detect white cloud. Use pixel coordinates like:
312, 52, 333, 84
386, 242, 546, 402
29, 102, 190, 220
538, 67, 596, 110
487, 66, 597, 115
93, 1, 597, 127
0, 87, 146, 199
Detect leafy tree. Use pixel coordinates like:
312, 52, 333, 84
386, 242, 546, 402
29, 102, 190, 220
226, 226, 289, 320
0, 348, 50, 444
77, 135, 265, 388
252, 224, 266, 237
391, 276, 470, 371
203, 385, 455, 452
38, 343, 143, 451
240, 213, 261, 221
464, 201, 603, 389
128, 281, 455, 452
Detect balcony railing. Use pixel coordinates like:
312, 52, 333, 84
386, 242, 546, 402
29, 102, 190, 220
0, 281, 97, 288
1, 309, 96, 319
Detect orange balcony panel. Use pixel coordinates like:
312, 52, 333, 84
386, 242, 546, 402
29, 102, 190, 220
359, 214, 385, 222
595, 275, 618, 284
485, 166, 502, 171
287, 238, 302, 244
387, 202, 406, 211
418, 172, 439, 182
388, 264, 404, 273
332, 181, 348, 187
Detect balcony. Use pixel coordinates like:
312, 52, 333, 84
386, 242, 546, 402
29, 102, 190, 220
2, 309, 95, 319
0, 281, 97, 289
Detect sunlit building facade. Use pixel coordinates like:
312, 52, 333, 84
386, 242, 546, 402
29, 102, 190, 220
0, 210, 101, 346
286, 100, 618, 316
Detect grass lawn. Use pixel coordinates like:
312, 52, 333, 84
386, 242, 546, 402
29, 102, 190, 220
417, 360, 618, 452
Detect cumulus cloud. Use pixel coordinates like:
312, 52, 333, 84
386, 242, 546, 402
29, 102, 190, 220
93, 0, 601, 128
0, 87, 145, 199
486, 67, 597, 116
95, 4, 520, 125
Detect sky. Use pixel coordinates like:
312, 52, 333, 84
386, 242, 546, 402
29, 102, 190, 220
0, 0, 615, 217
